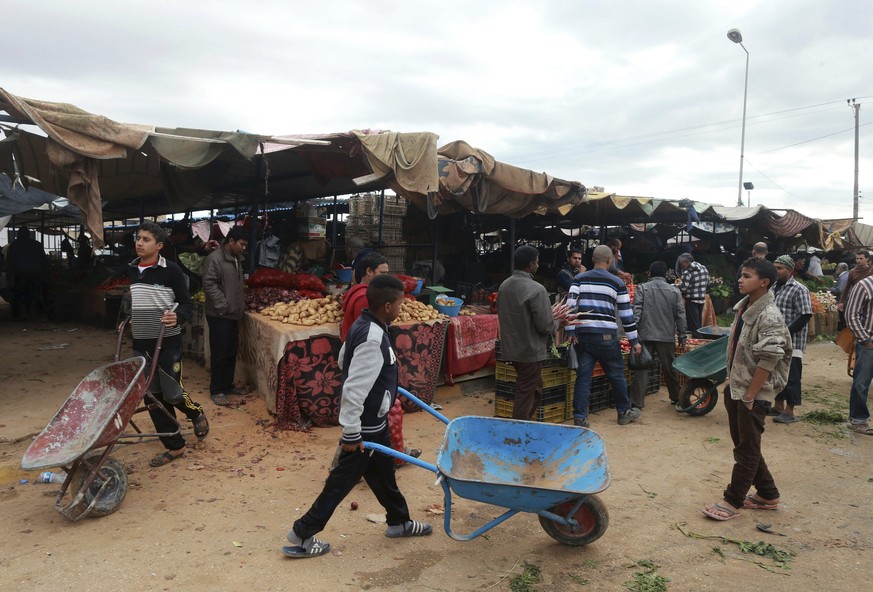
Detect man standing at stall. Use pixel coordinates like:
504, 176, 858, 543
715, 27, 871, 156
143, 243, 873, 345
567, 245, 643, 427
6, 226, 49, 321
497, 245, 570, 420
631, 261, 686, 412
127, 221, 209, 467
202, 226, 249, 407
556, 248, 585, 296
844, 274, 873, 435
770, 255, 813, 424
677, 253, 710, 338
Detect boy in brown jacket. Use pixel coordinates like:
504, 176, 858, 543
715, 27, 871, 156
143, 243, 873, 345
703, 258, 791, 520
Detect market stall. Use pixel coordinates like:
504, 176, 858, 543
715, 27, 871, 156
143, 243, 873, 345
237, 312, 449, 430
442, 313, 499, 385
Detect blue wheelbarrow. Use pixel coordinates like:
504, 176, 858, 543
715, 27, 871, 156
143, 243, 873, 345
364, 388, 611, 546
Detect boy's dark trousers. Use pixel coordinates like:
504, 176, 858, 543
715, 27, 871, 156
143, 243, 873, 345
293, 427, 410, 540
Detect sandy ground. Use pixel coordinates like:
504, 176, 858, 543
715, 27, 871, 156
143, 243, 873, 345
1, 309, 872, 592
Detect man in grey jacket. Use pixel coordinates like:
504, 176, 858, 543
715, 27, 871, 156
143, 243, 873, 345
202, 227, 248, 406
631, 261, 687, 411
497, 246, 570, 420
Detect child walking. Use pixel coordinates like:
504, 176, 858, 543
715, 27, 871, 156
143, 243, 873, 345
283, 275, 432, 557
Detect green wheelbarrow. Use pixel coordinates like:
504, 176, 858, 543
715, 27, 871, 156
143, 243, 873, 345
672, 336, 728, 416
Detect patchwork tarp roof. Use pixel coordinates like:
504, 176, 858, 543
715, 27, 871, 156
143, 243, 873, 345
0, 89, 588, 246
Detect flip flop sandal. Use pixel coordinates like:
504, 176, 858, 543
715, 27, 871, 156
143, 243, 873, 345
849, 423, 873, 435
281, 538, 330, 558
744, 495, 780, 510
193, 413, 210, 439
772, 414, 799, 424
211, 393, 229, 406
150, 451, 184, 467
702, 502, 741, 521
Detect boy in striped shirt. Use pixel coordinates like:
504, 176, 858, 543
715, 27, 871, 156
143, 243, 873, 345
566, 245, 642, 427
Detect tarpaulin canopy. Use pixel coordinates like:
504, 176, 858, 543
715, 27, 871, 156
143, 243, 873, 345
388, 140, 587, 218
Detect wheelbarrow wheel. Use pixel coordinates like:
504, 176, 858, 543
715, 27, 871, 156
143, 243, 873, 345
539, 494, 609, 546
69, 453, 129, 517
679, 379, 719, 416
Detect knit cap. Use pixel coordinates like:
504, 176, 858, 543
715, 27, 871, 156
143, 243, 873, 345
774, 254, 794, 267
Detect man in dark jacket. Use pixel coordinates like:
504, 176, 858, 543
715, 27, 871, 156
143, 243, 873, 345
202, 226, 248, 406
6, 226, 48, 320
556, 248, 585, 295
497, 246, 566, 420
631, 261, 687, 411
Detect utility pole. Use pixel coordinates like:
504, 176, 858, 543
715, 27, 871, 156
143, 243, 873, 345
850, 99, 861, 221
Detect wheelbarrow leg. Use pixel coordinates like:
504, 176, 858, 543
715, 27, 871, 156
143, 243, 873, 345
438, 477, 521, 541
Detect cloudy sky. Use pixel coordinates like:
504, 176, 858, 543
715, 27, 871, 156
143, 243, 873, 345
4, 0, 872, 221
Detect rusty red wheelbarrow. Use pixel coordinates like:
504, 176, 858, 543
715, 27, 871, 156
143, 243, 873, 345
21, 309, 181, 520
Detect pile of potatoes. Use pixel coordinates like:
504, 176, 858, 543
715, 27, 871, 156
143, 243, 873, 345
261, 296, 343, 326
392, 299, 446, 324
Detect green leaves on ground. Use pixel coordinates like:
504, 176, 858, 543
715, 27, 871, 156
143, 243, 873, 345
624, 560, 670, 592
510, 562, 542, 592
676, 522, 795, 572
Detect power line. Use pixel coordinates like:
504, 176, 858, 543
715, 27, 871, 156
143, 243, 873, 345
757, 121, 873, 154
505, 96, 873, 164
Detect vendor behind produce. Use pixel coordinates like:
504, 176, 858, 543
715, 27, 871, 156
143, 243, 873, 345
341, 252, 389, 340
202, 226, 249, 407
346, 237, 374, 282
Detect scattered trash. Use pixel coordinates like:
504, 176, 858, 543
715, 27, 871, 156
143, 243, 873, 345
430, 402, 443, 410
756, 523, 787, 537
37, 343, 71, 351
350, 501, 359, 511
366, 513, 386, 524
188, 464, 205, 470
275, 467, 286, 471
425, 503, 444, 515
232, 541, 243, 547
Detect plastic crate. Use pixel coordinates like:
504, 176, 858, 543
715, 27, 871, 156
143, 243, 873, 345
645, 359, 662, 394
589, 376, 614, 411
494, 363, 572, 388
495, 381, 568, 406
494, 391, 568, 423
495, 340, 567, 368
349, 193, 408, 217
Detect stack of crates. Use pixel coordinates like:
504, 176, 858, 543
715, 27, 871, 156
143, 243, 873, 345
494, 341, 573, 422
346, 193, 408, 273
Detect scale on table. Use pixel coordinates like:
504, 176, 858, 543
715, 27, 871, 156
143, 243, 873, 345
420, 285, 454, 305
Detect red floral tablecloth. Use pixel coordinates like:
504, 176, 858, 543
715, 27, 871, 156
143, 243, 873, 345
267, 319, 448, 430
443, 314, 498, 385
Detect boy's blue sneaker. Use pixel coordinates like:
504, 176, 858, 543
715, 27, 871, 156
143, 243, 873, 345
385, 520, 432, 538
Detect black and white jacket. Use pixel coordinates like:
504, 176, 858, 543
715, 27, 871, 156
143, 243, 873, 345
338, 310, 398, 445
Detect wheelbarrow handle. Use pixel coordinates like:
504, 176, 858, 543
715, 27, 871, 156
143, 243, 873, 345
361, 441, 438, 473
116, 304, 177, 387
398, 387, 450, 425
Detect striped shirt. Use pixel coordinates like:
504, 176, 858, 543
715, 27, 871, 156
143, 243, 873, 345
566, 268, 639, 343
846, 275, 873, 343
126, 256, 192, 347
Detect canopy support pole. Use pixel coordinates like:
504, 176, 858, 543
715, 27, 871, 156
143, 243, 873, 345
508, 217, 516, 274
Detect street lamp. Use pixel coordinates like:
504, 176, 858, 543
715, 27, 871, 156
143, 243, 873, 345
743, 181, 754, 207
727, 28, 749, 208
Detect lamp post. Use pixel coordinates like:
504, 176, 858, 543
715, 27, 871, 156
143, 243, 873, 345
727, 28, 749, 208
743, 181, 754, 207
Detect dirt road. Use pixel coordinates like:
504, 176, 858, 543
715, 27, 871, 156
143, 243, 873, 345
1, 320, 871, 591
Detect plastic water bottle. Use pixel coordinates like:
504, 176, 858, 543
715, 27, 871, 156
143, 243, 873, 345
39, 471, 66, 484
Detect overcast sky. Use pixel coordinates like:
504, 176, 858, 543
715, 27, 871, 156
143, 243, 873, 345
4, 0, 872, 221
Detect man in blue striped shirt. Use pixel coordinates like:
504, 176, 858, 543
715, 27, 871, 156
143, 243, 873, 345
566, 245, 642, 427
